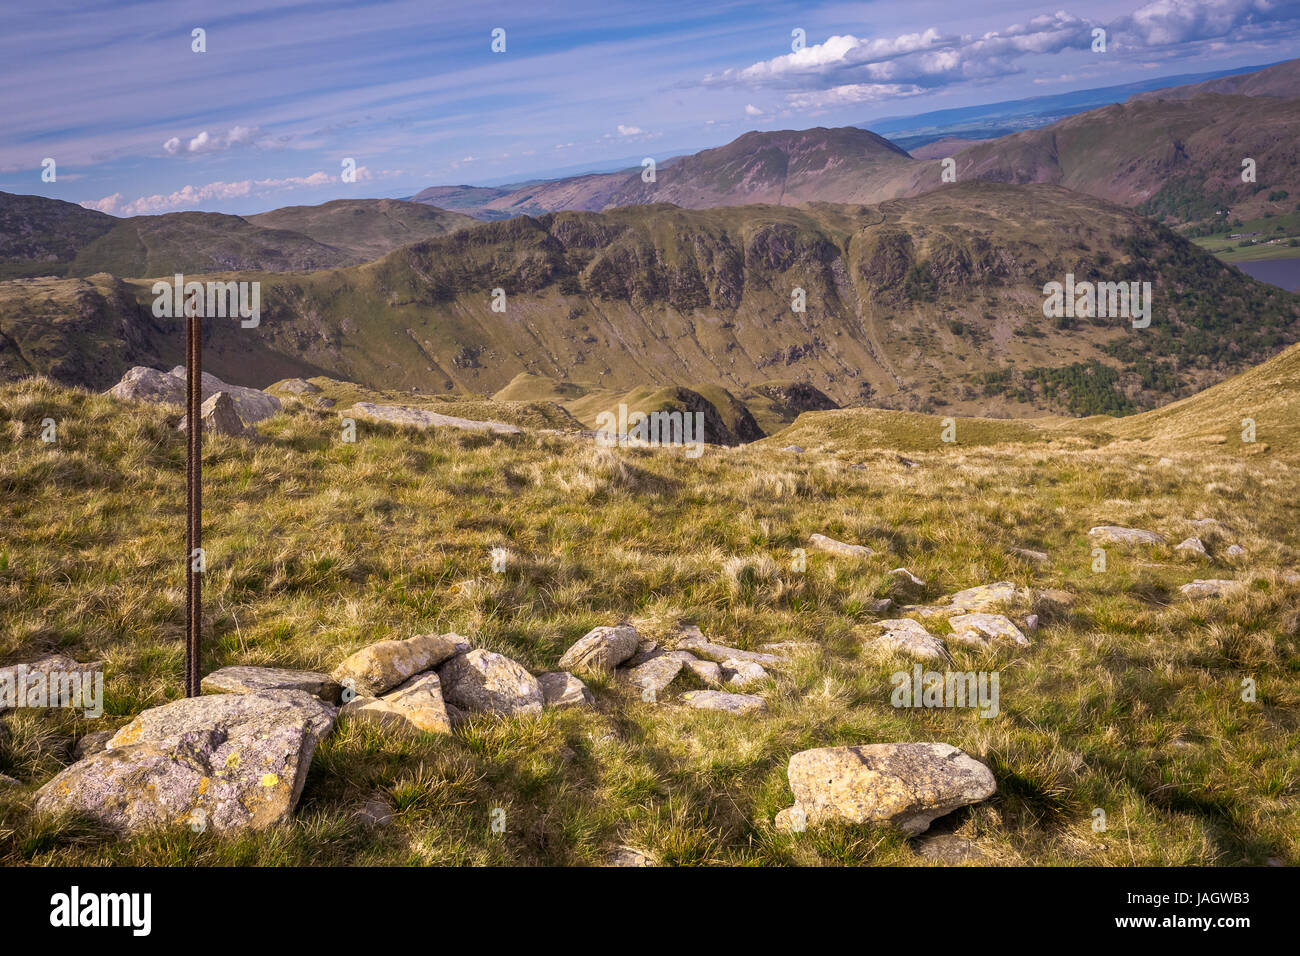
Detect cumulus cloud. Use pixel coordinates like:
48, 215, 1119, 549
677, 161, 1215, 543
162, 126, 265, 155
706, 0, 1300, 108
616, 124, 644, 136
80, 171, 337, 216
744, 103, 764, 116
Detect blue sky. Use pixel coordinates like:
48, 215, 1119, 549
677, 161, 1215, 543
3, 0, 1299, 216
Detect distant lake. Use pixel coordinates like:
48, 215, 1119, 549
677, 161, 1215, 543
1234, 257, 1300, 293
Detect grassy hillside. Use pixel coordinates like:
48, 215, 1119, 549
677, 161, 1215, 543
0, 192, 117, 279
1, 375, 1296, 865
248, 199, 477, 263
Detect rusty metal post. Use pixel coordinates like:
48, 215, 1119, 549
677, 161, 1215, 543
185, 296, 202, 697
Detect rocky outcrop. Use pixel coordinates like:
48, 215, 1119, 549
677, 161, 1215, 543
775, 743, 996, 835
537, 671, 594, 709
947, 613, 1029, 649
34, 690, 336, 835
874, 619, 950, 660
107, 366, 281, 424
177, 391, 248, 437
341, 672, 451, 735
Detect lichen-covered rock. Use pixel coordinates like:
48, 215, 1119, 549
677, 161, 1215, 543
177, 391, 247, 437
664, 651, 722, 684
107, 366, 282, 424
348, 402, 522, 434
627, 655, 683, 699
721, 658, 769, 686
34, 690, 336, 835
944, 581, 1033, 613
557, 625, 639, 674
1179, 579, 1242, 599
202, 665, 340, 703
537, 671, 594, 709
874, 619, 950, 660
777, 743, 996, 836
74, 730, 114, 759
677, 629, 781, 667
1089, 526, 1165, 546
680, 690, 767, 715
341, 672, 451, 735
332, 633, 470, 698
1175, 537, 1209, 557
438, 650, 543, 716
947, 613, 1029, 649
0, 654, 100, 712
809, 533, 872, 559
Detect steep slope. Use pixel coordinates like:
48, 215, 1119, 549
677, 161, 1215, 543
0, 192, 118, 279
67, 211, 354, 276
1129, 57, 1300, 101
248, 199, 476, 263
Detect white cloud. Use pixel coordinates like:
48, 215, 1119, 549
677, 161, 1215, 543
162, 126, 265, 156
616, 124, 644, 136
744, 104, 764, 117
80, 170, 337, 216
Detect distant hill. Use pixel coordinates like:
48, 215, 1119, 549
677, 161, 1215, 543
247, 199, 476, 263
1128, 58, 1300, 101
0, 192, 117, 279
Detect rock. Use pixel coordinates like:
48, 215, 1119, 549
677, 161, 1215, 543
677, 631, 781, 667
348, 402, 522, 435
437, 650, 543, 716
278, 378, 320, 395
1035, 588, 1075, 609
108, 367, 282, 424
721, 659, 768, 686
35, 690, 335, 835
608, 845, 657, 866
1191, 518, 1231, 533
1009, 547, 1048, 563
947, 613, 1029, 648
1179, 579, 1242, 599
874, 619, 950, 661
331, 633, 469, 698
663, 651, 722, 685
177, 391, 247, 437
355, 795, 394, 828
74, 730, 114, 759
809, 533, 873, 559
537, 671, 594, 709
202, 665, 341, 703
0, 773, 20, 788
1225, 544, 1247, 558
759, 642, 818, 656
782, 445, 804, 453
316, 397, 336, 409
625, 640, 661, 668
341, 672, 451, 735
1175, 537, 1209, 557
1025, 614, 1039, 632
899, 603, 967, 622
945, 581, 1033, 612
889, 568, 926, 585
777, 743, 996, 836
626, 656, 683, 700
897, 456, 919, 468
680, 690, 767, 715
1089, 526, 1166, 546
871, 598, 895, 613
558, 625, 640, 675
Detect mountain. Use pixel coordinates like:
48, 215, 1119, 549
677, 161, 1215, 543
247, 199, 476, 262
412, 128, 915, 218
1129, 57, 1300, 101
10, 183, 1295, 418
0, 192, 117, 279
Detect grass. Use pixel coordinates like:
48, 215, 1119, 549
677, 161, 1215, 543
0, 376, 1297, 866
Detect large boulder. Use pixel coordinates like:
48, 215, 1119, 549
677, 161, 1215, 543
557, 625, 639, 675
34, 690, 336, 835
341, 672, 451, 735
537, 671, 594, 709
107, 366, 282, 424
808, 533, 873, 559
438, 650, 543, 716
1089, 526, 1165, 546
202, 665, 340, 703
775, 743, 996, 836
332, 633, 470, 698
177, 392, 248, 437
873, 619, 950, 660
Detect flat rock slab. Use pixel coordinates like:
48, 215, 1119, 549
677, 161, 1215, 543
627, 655, 684, 699
558, 625, 639, 675
332, 633, 469, 698
947, 613, 1029, 649
677, 634, 781, 667
1009, 547, 1048, 563
0, 654, 100, 712
341, 672, 451, 735
202, 665, 341, 703
874, 619, 950, 661
35, 690, 336, 835
348, 402, 522, 435
1089, 526, 1166, 546
944, 581, 1034, 613
537, 671, 594, 709
1179, 579, 1242, 599
776, 743, 996, 836
721, 659, 769, 687
809, 533, 873, 559
438, 649, 543, 716
680, 690, 767, 715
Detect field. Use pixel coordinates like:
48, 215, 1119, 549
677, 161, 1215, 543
1, 367, 1297, 866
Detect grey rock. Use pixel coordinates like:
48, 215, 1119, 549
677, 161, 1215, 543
721, 659, 769, 686
626, 655, 683, 700
1175, 537, 1209, 557
341, 671, 451, 735
947, 613, 1029, 648
680, 690, 767, 715
1089, 526, 1166, 546
348, 402, 522, 435
202, 665, 341, 703
177, 391, 248, 437
1179, 579, 1242, 599
74, 730, 115, 759
537, 671, 594, 709
874, 619, 950, 661
557, 625, 639, 675
332, 633, 470, 698
438, 650, 543, 716
809, 533, 873, 559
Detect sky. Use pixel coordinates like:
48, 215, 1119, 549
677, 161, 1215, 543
3, 0, 1300, 217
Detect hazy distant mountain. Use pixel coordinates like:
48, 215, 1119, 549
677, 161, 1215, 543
1128, 57, 1300, 101
248, 199, 476, 262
